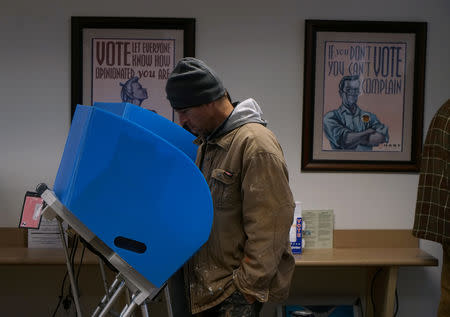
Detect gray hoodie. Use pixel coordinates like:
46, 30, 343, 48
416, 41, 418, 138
207, 98, 267, 141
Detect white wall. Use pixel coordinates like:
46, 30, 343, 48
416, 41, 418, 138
1, 0, 449, 316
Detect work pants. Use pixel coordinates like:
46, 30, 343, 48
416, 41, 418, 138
196, 291, 263, 317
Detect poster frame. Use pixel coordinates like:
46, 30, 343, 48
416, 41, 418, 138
71, 16, 195, 119
301, 20, 427, 172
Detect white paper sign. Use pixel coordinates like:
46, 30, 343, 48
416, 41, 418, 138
28, 218, 68, 248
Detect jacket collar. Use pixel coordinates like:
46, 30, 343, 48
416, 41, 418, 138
194, 128, 238, 151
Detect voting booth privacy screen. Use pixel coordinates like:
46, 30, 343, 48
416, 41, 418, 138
53, 103, 213, 288
93, 102, 198, 161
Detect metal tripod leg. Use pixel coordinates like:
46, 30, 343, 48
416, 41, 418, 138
164, 285, 174, 317
120, 290, 154, 317
91, 276, 122, 317
98, 258, 110, 301
140, 302, 149, 317
125, 288, 133, 315
132, 284, 172, 317
98, 280, 126, 317
120, 299, 138, 317
58, 220, 83, 317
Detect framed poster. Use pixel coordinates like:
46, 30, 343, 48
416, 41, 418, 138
301, 20, 426, 172
71, 17, 195, 121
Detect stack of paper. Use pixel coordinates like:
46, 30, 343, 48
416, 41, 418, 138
28, 218, 67, 248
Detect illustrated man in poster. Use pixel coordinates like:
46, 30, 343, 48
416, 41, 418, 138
119, 76, 149, 106
323, 75, 389, 151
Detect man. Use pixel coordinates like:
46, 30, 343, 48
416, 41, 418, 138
413, 99, 449, 317
165, 57, 295, 317
323, 75, 389, 151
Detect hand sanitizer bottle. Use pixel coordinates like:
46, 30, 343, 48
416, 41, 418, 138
290, 201, 303, 254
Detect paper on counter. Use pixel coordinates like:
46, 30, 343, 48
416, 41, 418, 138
302, 209, 334, 249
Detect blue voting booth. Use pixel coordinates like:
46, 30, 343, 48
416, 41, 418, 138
41, 103, 212, 317
93, 102, 197, 161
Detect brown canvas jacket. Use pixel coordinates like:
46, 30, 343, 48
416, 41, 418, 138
186, 122, 295, 314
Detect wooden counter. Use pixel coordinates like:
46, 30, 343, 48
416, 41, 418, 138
295, 247, 437, 267
287, 230, 438, 317
0, 228, 438, 317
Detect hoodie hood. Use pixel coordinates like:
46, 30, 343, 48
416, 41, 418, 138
207, 98, 267, 140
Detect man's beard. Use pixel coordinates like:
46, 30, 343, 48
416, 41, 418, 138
183, 124, 197, 136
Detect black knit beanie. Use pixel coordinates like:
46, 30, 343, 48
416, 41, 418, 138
165, 57, 225, 109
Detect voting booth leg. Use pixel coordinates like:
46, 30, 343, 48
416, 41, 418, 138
120, 289, 155, 317
99, 259, 111, 301
164, 285, 174, 317
119, 298, 138, 317
98, 278, 126, 317
91, 276, 121, 317
91, 273, 154, 317
58, 219, 83, 317
140, 302, 149, 317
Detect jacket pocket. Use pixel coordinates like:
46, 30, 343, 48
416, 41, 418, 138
210, 168, 240, 209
